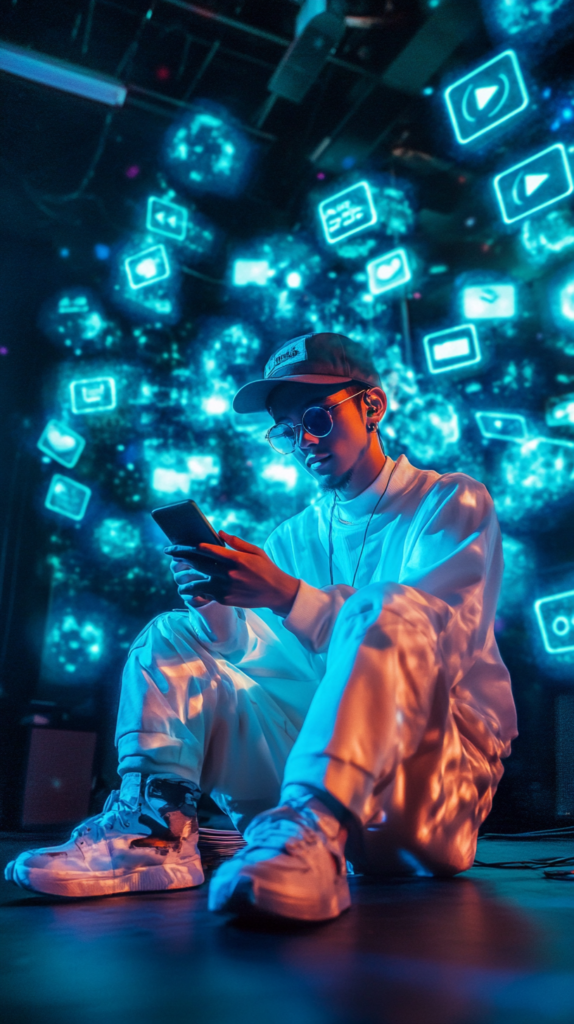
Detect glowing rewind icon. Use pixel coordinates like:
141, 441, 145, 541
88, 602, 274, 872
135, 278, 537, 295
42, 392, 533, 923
146, 197, 188, 241
445, 50, 529, 145
494, 144, 574, 224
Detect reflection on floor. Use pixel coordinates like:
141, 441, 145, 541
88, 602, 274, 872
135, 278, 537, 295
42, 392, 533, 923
1, 836, 573, 1024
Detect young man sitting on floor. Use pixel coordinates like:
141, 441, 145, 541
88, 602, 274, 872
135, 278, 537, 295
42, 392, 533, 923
6, 332, 517, 921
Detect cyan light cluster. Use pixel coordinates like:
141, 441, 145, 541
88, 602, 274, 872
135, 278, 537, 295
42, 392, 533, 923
229, 236, 323, 326
520, 209, 574, 263
38, 288, 119, 354
95, 518, 141, 559
480, 0, 574, 51
163, 100, 256, 197
491, 436, 574, 523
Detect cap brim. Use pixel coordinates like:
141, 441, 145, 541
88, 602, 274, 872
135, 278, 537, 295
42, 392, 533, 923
232, 374, 354, 414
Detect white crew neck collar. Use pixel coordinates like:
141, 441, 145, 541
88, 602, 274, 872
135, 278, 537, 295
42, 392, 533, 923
333, 455, 396, 524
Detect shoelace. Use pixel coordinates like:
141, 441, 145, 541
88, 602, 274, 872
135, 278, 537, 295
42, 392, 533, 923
72, 790, 134, 843
244, 805, 326, 855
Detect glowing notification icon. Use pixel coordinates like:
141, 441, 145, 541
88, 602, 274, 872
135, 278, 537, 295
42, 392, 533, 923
423, 324, 481, 375
494, 144, 574, 224
37, 419, 86, 468
146, 197, 188, 241
463, 284, 516, 319
125, 244, 171, 289
475, 411, 527, 442
45, 475, 91, 522
367, 248, 411, 296
70, 377, 117, 415
319, 182, 377, 245
444, 50, 528, 145
534, 590, 574, 654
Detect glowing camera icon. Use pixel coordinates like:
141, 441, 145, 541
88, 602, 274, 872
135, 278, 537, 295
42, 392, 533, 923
493, 144, 574, 225
534, 590, 574, 654
475, 411, 527, 442
462, 284, 516, 319
423, 324, 481, 375
45, 475, 91, 522
319, 182, 377, 245
444, 50, 529, 145
70, 377, 117, 415
37, 419, 86, 468
367, 248, 411, 296
146, 197, 188, 241
125, 244, 171, 289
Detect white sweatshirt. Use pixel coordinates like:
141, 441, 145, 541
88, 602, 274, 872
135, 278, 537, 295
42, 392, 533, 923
188, 455, 518, 759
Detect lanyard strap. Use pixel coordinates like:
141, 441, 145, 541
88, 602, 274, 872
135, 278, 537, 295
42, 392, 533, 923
328, 462, 396, 587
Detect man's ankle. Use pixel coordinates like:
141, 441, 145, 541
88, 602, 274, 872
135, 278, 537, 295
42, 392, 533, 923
281, 783, 350, 827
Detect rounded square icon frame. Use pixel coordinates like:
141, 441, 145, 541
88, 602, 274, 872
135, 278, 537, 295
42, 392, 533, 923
146, 197, 188, 242
423, 323, 481, 375
45, 474, 92, 522
367, 248, 411, 296
125, 244, 171, 290
444, 49, 529, 146
534, 591, 574, 654
493, 143, 574, 225
318, 181, 378, 245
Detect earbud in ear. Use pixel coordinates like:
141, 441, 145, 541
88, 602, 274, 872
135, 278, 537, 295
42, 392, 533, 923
366, 408, 375, 416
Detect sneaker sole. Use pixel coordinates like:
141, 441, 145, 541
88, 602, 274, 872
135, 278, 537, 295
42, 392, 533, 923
211, 874, 351, 922
6, 858, 204, 898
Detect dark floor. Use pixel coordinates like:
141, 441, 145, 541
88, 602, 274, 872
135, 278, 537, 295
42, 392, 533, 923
0, 835, 573, 1024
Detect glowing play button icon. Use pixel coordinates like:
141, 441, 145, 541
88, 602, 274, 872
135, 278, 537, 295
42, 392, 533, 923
475, 84, 498, 110
524, 173, 549, 196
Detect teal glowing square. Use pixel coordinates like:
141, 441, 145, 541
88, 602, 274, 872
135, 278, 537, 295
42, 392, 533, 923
493, 144, 574, 224
125, 244, 171, 289
45, 475, 91, 521
319, 182, 377, 245
367, 248, 411, 295
444, 50, 528, 145
535, 590, 574, 654
146, 197, 188, 241
70, 377, 116, 415
462, 284, 516, 319
423, 324, 481, 374
475, 411, 527, 442
37, 420, 86, 468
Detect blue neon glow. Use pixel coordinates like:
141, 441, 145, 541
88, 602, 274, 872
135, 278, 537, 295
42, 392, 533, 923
163, 101, 255, 197
319, 182, 378, 245
367, 248, 411, 296
125, 245, 171, 290
70, 377, 117, 415
520, 210, 574, 262
95, 518, 141, 559
423, 324, 481, 374
475, 411, 527, 442
0, 40, 126, 106
146, 197, 188, 241
37, 420, 86, 468
534, 590, 574, 654
463, 283, 516, 319
546, 393, 574, 428
559, 281, 574, 321
233, 260, 275, 287
38, 288, 112, 352
45, 475, 91, 521
493, 144, 574, 224
482, 0, 574, 51
444, 50, 528, 145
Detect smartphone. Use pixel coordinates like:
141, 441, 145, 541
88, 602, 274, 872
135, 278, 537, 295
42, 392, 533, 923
151, 500, 224, 550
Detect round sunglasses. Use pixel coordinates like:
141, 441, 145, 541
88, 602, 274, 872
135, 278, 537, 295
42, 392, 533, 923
266, 389, 368, 455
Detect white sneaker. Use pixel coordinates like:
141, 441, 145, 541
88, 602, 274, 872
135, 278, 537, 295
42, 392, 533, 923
4, 773, 204, 898
208, 797, 350, 922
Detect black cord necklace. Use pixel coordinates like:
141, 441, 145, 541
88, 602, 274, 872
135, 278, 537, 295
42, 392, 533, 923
328, 460, 396, 587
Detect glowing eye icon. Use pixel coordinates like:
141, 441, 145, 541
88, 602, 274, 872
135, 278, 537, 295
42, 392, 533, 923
534, 590, 574, 654
125, 245, 171, 289
475, 411, 527, 442
444, 50, 529, 145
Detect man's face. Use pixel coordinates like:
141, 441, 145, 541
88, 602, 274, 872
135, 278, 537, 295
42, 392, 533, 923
268, 382, 385, 489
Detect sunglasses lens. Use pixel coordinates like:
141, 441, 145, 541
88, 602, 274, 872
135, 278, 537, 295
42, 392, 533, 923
267, 425, 296, 454
301, 406, 332, 437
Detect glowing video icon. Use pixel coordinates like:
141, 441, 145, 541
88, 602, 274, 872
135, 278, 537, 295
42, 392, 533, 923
146, 197, 188, 241
319, 182, 377, 245
45, 475, 91, 522
70, 377, 117, 415
444, 50, 528, 145
367, 248, 411, 296
463, 284, 516, 319
546, 393, 574, 429
494, 144, 574, 224
37, 420, 86, 468
125, 244, 171, 289
535, 590, 574, 654
423, 324, 481, 375
475, 411, 527, 442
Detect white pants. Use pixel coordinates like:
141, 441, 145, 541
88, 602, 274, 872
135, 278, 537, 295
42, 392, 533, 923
116, 585, 504, 875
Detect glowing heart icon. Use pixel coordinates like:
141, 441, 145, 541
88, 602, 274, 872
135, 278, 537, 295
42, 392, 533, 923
376, 257, 402, 281
46, 425, 76, 452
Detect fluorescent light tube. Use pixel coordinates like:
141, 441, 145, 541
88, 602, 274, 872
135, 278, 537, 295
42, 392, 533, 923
0, 39, 126, 106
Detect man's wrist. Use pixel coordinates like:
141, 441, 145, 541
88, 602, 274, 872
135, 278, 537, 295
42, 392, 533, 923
271, 575, 301, 617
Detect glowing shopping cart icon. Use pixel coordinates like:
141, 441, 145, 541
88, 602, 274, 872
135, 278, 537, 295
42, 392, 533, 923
70, 377, 117, 415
